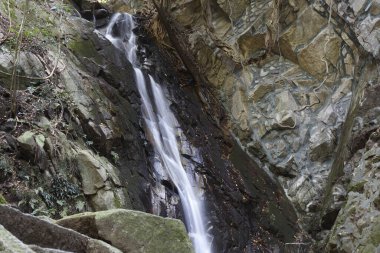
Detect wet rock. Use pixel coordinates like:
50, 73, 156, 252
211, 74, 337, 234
57, 209, 194, 253
94, 9, 109, 19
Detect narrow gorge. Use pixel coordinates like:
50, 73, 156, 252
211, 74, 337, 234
0, 0, 379, 252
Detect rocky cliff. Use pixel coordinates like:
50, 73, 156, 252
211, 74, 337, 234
0, 0, 379, 252
112, 0, 380, 251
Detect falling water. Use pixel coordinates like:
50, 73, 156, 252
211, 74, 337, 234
105, 13, 212, 253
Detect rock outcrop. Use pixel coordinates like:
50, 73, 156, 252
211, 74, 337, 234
0, 0, 150, 218
0, 205, 192, 253
57, 209, 194, 253
0, 205, 122, 253
134, 0, 379, 224
112, 0, 380, 251
0, 0, 301, 252
327, 129, 380, 253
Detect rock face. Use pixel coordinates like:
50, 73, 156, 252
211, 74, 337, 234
57, 209, 194, 253
0, 1, 301, 252
133, 20, 302, 252
1, 0, 379, 252
327, 133, 380, 253
323, 72, 380, 253
130, 0, 379, 234
0, 0, 151, 218
116, 0, 379, 251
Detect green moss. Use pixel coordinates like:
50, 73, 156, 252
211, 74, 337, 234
369, 217, 380, 245
359, 244, 376, 253
113, 193, 122, 208
349, 180, 367, 193
0, 194, 7, 204
68, 39, 103, 64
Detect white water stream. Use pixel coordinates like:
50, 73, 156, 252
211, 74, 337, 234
105, 13, 212, 253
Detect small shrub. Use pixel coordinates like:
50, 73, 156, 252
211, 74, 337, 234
50, 177, 80, 200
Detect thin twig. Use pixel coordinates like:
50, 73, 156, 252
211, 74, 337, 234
10, 11, 26, 114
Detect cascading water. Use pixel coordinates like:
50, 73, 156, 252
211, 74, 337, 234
105, 13, 212, 253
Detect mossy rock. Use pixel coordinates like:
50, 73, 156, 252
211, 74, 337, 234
369, 217, 380, 246
57, 209, 194, 253
68, 39, 103, 65
348, 180, 367, 193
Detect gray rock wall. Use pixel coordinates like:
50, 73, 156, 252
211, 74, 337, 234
153, 0, 379, 233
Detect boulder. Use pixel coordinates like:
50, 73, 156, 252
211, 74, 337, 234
0, 205, 122, 253
76, 150, 109, 195
57, 209, 194, 253
0, 225, 35, 253
17, 131, 48, 170
75, 150, 125, 211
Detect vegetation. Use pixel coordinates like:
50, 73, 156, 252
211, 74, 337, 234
0, 194, 7, 204
0, 0, 87, 218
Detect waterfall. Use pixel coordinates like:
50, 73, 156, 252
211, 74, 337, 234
105, 13, 212, 253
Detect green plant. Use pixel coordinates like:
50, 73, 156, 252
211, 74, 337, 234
0, 193, 7, 204
111, 150, 119, 164
50, 177, 80, 200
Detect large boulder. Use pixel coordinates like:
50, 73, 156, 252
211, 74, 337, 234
56, 209, 194, 253
0, 205, 122, 253
0, 225, 35, 253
